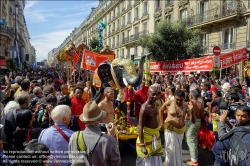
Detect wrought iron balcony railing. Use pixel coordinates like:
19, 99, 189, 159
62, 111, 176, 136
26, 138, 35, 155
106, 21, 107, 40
134, 16, 139, 22
155, 7, 161, 12
182, 1, 247, 27
123, 30, 148, 44
165, 0, 173, 7
142, 11, 148, 17
220, 42, 236, 50
0, 25, 14, 37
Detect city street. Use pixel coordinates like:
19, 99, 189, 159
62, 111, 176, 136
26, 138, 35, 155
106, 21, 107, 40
120, 139, 215, 166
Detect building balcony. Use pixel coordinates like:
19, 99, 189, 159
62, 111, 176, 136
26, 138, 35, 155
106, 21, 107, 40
155, 7, 162, 12
142, 11, 148, 17
127, 3, 132, 9
0, 25, 14, 39
123, 30, 148, 45
183, 1, 247, 28
121, 39, 126, 44
116, 26, 119, 31
134, 16, 139, 22
219, 43, 236, 50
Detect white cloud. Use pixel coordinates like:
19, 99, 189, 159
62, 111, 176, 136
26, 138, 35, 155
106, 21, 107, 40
25, 1, 100, 61
31, 29, 73, 61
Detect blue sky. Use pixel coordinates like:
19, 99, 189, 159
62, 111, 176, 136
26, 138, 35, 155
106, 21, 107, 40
24, 1, 99, 61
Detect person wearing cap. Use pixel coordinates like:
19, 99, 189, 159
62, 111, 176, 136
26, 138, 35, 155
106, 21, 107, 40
188, 74, 197, 86
68, 101, 120, 166
38, 105, 73, 166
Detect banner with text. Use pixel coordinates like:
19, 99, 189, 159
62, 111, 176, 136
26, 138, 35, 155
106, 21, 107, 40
220, 48, 247, 69
150, 56, 214, 72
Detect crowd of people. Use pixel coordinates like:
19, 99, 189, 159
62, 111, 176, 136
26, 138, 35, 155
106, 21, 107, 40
0, 67, 249, 166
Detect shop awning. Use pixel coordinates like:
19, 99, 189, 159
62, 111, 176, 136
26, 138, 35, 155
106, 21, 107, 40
150, 48, 247, 72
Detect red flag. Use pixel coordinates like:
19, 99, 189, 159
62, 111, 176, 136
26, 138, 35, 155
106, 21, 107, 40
81, 50, 109, 71
72, 50, 80, 69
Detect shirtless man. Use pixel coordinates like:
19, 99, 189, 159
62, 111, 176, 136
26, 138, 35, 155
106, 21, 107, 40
159, 90, 195, 166
98, 87, 115, 132
136, 86, 163, 166
185, 89, 204, 166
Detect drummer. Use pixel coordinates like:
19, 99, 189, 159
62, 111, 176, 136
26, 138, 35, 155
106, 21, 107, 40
98, 87, 115, 132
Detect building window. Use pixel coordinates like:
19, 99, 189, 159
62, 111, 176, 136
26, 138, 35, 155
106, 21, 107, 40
156, 0, 161, 8
143, 22, 147, 31
122, 16, 125, 25
109, 38, 111, 46
117, 50, 119, 58
135, 7, 139, 19
144, 2, 148, 13
202, 33, 207, 52
180, 9, 187, 20
127, 48, 130, 58
122, 48, 124, 58
117, 19, 120, 29
128, 12, 131, 22
166, 15, 171, 23
113, 37, 115, 47
198, 1, 208, 23
134, 46, 138, 56
222, 27, 234, 50
166, 0, 173, 7
117, 35, 119, 45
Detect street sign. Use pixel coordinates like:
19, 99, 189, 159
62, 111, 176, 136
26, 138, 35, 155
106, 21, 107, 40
213, 46, 221, 56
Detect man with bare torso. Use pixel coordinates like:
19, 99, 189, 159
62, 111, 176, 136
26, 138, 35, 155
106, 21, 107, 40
159, 90, 195, 166
98, 87, 115, 132
136, 86, 163, 166
185, 89, 204, 166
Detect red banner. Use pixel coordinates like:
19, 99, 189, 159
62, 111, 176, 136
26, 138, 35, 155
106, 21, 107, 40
150, 56, 214, 72
81, 50, 109, 71
220, 48, 247, 69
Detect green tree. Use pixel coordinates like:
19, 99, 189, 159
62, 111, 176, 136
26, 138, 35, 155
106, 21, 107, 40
6, 59, 17, 71
89, 37, 100, 53
139, 20, 204, 61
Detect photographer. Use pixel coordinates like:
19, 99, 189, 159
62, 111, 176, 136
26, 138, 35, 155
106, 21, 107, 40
212, 104, 250, 166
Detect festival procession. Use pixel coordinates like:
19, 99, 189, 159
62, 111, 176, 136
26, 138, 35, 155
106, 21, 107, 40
1, 0, 250, 166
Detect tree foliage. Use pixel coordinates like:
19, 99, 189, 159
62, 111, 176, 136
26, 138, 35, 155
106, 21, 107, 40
138, 20, 204, 61
89, 37, 100, 53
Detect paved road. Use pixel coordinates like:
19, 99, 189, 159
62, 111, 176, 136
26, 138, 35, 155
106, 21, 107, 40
120, 139, 215, 166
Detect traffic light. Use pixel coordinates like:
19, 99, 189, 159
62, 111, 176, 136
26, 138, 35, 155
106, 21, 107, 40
131, 54, 134, 61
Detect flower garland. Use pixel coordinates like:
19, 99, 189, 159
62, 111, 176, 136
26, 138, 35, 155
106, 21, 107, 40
144, 55, 151, 86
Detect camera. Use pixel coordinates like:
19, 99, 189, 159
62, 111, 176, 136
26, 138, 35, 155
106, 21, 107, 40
42, 104, 47, 109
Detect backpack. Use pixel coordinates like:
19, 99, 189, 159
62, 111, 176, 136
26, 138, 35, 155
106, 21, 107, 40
75, 131, 103, 166
220, 127, 250, 166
